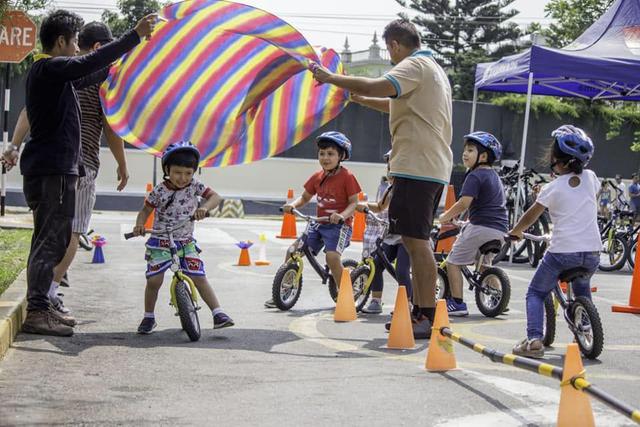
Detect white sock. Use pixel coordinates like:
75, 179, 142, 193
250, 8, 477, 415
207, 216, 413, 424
48, 281, 60, 299
212, 307, 224, 316
143, 312, 155, 319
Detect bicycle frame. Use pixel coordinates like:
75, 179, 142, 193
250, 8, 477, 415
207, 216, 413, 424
286, 212, 336, 285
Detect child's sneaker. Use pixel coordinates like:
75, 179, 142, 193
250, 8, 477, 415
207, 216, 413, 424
362, 299, 383, 314
213, 312, 234, 329
137, 317, 157, 334
264, 299, 277, 309
446, 298, 469, 317
512, 338, 544, 358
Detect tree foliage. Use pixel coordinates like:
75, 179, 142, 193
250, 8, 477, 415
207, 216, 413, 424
102, 0, 161, 38
396, 0, 534, 100
542, 0, 614, 48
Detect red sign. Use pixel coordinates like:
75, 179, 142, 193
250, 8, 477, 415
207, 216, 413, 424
0, 11, 37, 63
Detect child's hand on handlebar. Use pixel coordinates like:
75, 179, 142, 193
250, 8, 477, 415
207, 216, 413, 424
329, 213, 344, 224
133, 224, 146, 236
282, 204, 294, 214
507, 229, 523, 240
193, 207, 208, 220
438, 213, 451, 225
355, 203, 368, 213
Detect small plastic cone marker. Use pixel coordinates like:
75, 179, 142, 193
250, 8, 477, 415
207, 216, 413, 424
334, 269, 357, 322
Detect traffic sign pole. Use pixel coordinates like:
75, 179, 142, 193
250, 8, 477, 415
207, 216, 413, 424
1, 63, 9, 216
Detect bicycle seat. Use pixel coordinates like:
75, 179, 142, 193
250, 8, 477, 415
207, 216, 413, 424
479, 240, 503, 254
558, 267, 589, 282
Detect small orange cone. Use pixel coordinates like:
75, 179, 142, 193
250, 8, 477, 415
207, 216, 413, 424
436, 185, 457, 253
236, 248, 251, 266
613, 232, 640, 313
334, 269, 357, 322
277, 189, 297, 239
351, 192, 366, 242
144, 183, 155, 229
425, 299, 457, 371
387, 286, 415, 349
557, 343, 595, 427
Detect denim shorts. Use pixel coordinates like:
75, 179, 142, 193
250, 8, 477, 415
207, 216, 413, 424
306, 223, 352, 255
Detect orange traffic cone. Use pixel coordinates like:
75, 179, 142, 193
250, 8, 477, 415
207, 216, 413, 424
334, 269, 357, 322
436, 185, 457, 253
387, 286, 415, 349
235, 241, 253, 266
557, 343, 595, 427
277, 189, 297, 239
144, 183, 155, 229
425, 299, 457, 371
613, 233, 640, 313
351, 192, 366, 242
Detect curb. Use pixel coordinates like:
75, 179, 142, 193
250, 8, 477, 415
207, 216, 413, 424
0, 270, 27, 361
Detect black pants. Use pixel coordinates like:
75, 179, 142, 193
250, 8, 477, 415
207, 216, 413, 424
370, 243, 412, 297
23, 175, 77, 311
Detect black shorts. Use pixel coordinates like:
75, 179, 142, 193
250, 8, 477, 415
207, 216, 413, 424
389, 177, 444, 240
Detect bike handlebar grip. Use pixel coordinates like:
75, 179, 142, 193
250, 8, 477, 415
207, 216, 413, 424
504, 234, 519, 242
124, 232, 135, 240
363, 207, 370, 214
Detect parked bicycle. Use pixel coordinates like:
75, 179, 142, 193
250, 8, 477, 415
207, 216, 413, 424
513, 233, 604, 359
435, 221, 511, 317
124, 216, 204, 342
271, 208, 358, 310
350, 209, 446, 311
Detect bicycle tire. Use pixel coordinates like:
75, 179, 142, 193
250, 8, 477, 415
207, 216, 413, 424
174, 280, 201, 342
475, 267, 511, 317
542, 294, 556, 347
350, 265, 372, 312
328, 258, 359, 302
571, 296, 604, 360
436, 267, 449, 303
272, 262, 302, 311
628, 239, 637, 269
598, 234, 628, 271
78, 233, 92, 251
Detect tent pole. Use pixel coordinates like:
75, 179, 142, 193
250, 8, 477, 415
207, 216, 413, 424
510, 72, 533, 263
470, 87, 478, 132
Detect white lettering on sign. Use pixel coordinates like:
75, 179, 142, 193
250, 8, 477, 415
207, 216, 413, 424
0, 26, 34, 47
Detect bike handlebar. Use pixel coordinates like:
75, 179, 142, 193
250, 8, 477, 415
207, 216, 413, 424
124, 211, 211, 240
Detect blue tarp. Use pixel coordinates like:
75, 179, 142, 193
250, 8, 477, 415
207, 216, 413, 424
475, 0, 640, 100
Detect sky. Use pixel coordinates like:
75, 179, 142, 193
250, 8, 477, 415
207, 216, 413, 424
52, 0, 553, 51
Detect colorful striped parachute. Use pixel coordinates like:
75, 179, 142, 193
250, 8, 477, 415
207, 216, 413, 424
100, 0, 349, 167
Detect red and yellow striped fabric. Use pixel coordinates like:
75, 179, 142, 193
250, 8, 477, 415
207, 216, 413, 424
100, 0, 349, 167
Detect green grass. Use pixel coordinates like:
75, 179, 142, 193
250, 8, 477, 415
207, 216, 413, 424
0, 229, 32, 297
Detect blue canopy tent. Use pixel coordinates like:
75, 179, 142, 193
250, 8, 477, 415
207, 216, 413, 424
472, 0, 640, 217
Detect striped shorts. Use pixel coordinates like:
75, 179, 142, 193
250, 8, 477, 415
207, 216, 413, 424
71, 167, 98, 234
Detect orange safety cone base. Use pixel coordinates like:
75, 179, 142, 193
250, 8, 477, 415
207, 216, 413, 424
387, 286, 416, 349
236, 248, 251, 266
612, 305, 640, 313
425, 299, 457, 372
334, 269, 357, 322
255, 261, 271, 266
557, 344, 595, 427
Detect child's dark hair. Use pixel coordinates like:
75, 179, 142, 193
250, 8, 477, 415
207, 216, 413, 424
382, 19, 421, 49
317, 139, 345, 158
40, 10, 84, 52
164, 150, 199, 174
549, 140, 584, 174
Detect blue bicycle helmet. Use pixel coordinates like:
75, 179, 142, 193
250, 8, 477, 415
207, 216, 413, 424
552, 125, 594, 164
316, 131, 352, 161
464, 131, 502, 164
161, 141, 200, 172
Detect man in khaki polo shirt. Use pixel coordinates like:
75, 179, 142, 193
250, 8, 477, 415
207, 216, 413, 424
311, 19, 453, 339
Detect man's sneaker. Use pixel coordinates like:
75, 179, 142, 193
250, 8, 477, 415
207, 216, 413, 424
412, 316, 432, 339
49, 307, 77, 327
22, 310, 73, 337
50, 295, 70, 314
213, 312, 234, 329
60, 273, 70, 288
446, 298, 469, 317
362, 299, 383, 314
264, 299, 277, 309
137, 317, 157, 334
512, 338, 544, 359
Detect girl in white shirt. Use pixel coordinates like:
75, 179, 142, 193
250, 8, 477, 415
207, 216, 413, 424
509, 125, 600, 358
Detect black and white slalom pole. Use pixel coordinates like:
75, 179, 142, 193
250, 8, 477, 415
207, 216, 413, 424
1, 63, 10, 217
